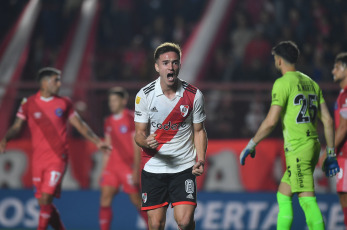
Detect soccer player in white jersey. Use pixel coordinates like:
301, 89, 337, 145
134, 42, 208, 230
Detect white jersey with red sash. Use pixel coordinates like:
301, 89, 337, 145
134, 77, 206, 173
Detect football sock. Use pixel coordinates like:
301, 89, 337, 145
38, 204, 53, 230
343, 207, 347, 227
99, 206, 112, 230
299, 196, 324, 230
49, 204, 65, 230
276, 192, 293, 230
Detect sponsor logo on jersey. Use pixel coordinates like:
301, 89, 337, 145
142, 193, 147, 203
135, 111, 142, 116
34, 112, 42, 119
55, 108, 63, 117
180, 105, 189, 117
136, 96, 141, 104
120, 125, 128, 133
151, 121, 186, 130
151, 107, 158, 112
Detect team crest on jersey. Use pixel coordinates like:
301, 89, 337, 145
55, 108, 63, 117
180, 105, 189, 117
142, 193, 147, 203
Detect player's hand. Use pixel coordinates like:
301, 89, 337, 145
146, 134, 158, 149
96, 141, 112, 153
240, 138, 256, 165
192, 160, 205, 176
0, 139, 7, 154
322, 147, 340, 177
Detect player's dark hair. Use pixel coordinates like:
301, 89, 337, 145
108, 87, 129, 100
272, 41, 300, 64
335, 52, 347, 66
154, 42, 182, 61
36, 67, 61, 82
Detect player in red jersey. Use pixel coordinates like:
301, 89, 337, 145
0, 67, 110, 230
332, 52, 347, 228
99, 87, 148, 230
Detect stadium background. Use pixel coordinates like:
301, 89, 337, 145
0, 0, 346, 229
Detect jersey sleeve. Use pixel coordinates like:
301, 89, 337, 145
134, 90, 149, 123
16, 98, 28, 120
271, 78, 288, 107
338, 91, 347, 119
192, 89, 206, 123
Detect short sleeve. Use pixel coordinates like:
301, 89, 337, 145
271, 79, 288, 107
192, 90, 206, 123
134, 90, 149, 123
16, 98, 28, 120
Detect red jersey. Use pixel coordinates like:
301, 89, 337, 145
16, 91, 75, 164
104, 109, 135, 169
335, 86, 347, 158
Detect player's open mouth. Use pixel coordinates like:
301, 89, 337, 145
167, 73, 174, 81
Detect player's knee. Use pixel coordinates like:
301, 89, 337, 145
148, 218, 165, 230
176, 216, 194, 230
299, 196, 324, 227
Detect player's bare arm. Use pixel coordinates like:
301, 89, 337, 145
253, 105, 282, 144
132, 134, 141, 186
192, 122, 207, 176
320, 102, 335, 148
69, 113, 111, 152
0, 117, 25, 154
134, 122, 158, 149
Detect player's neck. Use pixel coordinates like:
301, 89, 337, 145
161, 83, 177, 99
281, 66, 296, 75
40, 89, 54, 98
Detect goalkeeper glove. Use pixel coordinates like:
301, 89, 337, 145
240, 138, 256, 165
322, 147, 340, 177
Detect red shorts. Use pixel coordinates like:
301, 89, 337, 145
32, 162, 67, 199
100, 163, 139, 194
336, 158, 347, 192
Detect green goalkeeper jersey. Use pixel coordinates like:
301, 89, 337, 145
271, 71, 325, 150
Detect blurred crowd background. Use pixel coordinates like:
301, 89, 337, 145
1, 0, 347, 140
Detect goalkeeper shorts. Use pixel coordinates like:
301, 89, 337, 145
281, 140, 320, 193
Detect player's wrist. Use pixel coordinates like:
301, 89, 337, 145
197, 160, 205, 166
326, 147, 336, 157
247, 138, 257, 149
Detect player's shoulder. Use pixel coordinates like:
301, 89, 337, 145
181, 79, 198, 95
140, 79, 157, 96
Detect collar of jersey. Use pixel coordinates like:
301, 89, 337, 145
154, 77, 184, 97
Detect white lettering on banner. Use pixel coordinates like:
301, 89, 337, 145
327, 204, 344, 230
90, 151, 104, 189
0, 150, 27, 188
0, 198, 23, 227
23, 198, 39, 228
247, 202, 268, 229
0, 197, 39, 228
222, 202, 245, 229
204, 151, 244, 191
260, 204, 278, 229
202, 201, 223, 229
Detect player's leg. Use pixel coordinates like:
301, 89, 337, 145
296, 142, 324, 230
336, 158, 347, 227
35, 164, 66, 230
277, 173, 294, 230
173, 204, 195, 230
147, 207, 168, 230
169, 167, 197, 230
99, 186, 118, 230
141, 170, 169, 230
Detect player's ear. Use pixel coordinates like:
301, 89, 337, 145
155, 63, 159, 72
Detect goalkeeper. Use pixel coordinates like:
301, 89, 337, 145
240, 41, 339, 230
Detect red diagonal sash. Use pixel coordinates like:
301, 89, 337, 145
142, 89, 196, 167
29, 98, 67, 159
